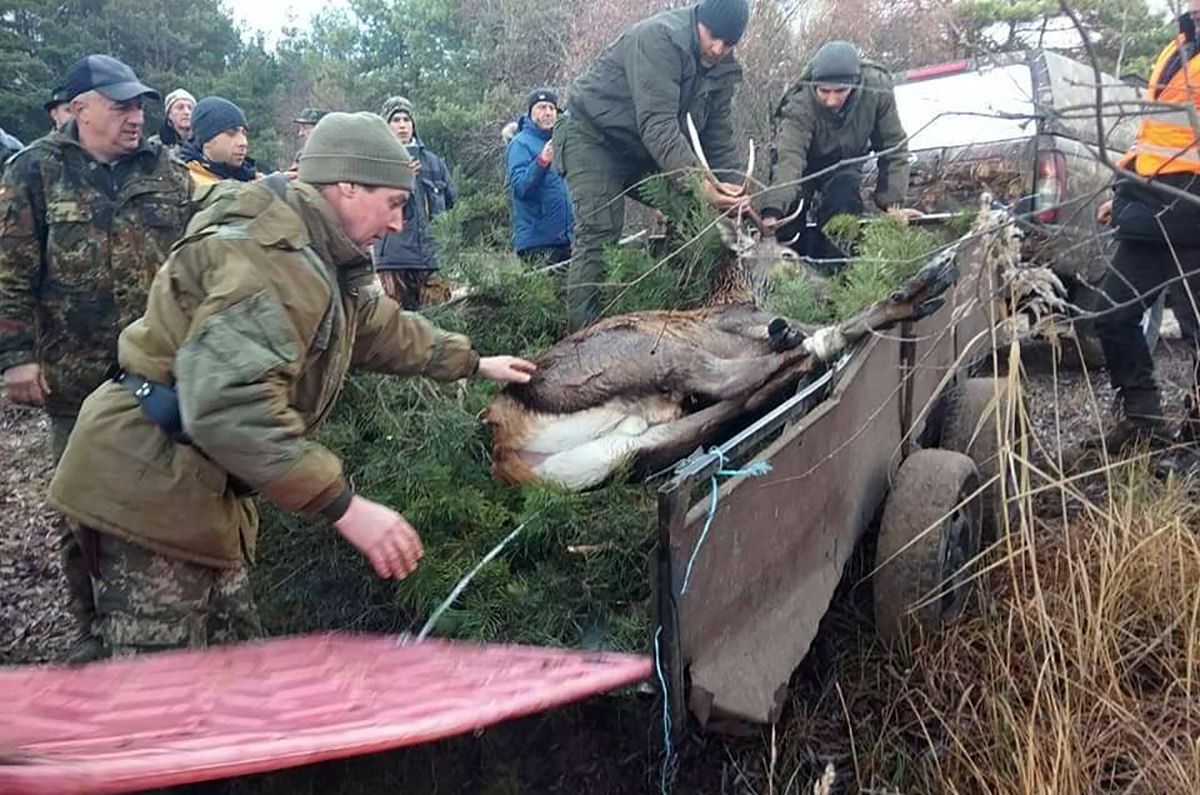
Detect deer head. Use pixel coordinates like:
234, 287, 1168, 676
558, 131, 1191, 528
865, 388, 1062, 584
687, 114, 816, 306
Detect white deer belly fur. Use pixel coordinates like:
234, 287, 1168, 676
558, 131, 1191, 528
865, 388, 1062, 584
519, 395, 684, 490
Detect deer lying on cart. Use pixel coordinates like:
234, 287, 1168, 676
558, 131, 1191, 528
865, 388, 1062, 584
483, 123, 994, 490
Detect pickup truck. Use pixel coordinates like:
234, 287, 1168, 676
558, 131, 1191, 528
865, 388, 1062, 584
886, 50, 1142, 310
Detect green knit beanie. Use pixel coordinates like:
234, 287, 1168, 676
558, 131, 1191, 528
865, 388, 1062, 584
298, 111, 415, 190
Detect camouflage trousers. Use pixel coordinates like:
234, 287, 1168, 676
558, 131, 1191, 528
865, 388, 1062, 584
87, 531, 263, 657
48, 412, 102, 661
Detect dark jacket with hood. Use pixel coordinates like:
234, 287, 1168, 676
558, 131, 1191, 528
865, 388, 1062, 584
565, 6, 743, 177
506, 114, 573, 252
760, 60, 909, 216
374, 135, 456, 271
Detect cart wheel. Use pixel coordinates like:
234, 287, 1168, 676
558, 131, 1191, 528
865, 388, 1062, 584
874, 449, 982, 644
941, 377, 1007, 541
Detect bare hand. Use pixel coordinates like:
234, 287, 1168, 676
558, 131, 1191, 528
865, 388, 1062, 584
887, 206, 925, 223
539, 140, 554, 163
1097, 199, 1113, 226
409, 158, 422, 175
3, 363, 50, 406
477, 355, 537, 384
334, 496, 423, 580
700, 180, 748, 211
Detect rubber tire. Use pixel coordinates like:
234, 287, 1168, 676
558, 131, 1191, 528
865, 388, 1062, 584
941, 377, 1006, 542
873, 449, 982, 645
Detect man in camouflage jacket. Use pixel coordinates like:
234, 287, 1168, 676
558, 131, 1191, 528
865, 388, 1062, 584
557, 0, 751, 330
0, 55, 192, 659
759, 42, 913, 265
49, 112, 536, 657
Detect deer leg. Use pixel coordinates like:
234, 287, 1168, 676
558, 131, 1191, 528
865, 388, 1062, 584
670, 347, 808, 402
632, 397, 751, 479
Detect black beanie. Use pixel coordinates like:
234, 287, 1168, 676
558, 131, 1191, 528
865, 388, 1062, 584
810, 41, 862, 85
526, 87, 560, 115
192, 96, 249, 145
696, 0, 749, 45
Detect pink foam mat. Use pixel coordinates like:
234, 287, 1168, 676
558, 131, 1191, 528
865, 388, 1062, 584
0, 633, 651, 794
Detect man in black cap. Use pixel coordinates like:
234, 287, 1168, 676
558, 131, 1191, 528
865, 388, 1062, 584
44, 86, 73, 132
0, 54, 193, 661
506, 87, 573, 265
180, 96, 260, 184
758, 41, 917, 268
556, 0, 751, 330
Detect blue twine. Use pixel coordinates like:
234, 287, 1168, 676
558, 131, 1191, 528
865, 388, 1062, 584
680, 449, 772, 594
653, 626, 676, 794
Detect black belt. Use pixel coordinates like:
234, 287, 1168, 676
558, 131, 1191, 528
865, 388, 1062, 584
113, 370, 256, 496
113, 370, 191, 445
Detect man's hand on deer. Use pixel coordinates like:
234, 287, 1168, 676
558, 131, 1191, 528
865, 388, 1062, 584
478, 355, 538, 384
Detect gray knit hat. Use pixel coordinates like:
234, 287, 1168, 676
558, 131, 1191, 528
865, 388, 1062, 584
810, 41, 862, 85
381, 96, 414, 122
696, 0, 750, 45
298, 112, 415, 190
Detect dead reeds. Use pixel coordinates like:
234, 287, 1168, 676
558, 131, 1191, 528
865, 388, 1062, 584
768, 336, 1200, 794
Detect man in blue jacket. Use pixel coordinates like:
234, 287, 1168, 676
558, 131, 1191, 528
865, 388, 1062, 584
506, 88, 574, 265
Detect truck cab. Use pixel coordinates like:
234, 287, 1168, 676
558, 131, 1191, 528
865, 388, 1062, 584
887, 50, 1142, 292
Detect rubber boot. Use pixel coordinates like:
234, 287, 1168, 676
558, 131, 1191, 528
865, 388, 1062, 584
1100, 389, 1172, 453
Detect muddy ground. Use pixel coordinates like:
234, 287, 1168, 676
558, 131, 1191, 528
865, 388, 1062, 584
1, 338, 1194, 793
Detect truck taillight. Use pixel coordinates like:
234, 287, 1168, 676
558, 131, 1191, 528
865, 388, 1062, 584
1035, 151, 1067, 223
902, 60, 970, 82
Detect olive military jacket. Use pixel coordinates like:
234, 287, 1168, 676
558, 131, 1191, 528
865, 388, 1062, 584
0, 122, 192, 414
566, 6, 743, 177
760, 61, 910, 217
49, 179, 480, 568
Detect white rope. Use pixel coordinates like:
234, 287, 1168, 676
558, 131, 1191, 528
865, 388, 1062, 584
403, 516, 533, 644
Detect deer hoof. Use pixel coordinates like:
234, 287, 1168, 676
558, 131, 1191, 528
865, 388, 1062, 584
768, 318, 807, 352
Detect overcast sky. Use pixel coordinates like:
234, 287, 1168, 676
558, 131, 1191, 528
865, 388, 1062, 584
227, 0, 348, 44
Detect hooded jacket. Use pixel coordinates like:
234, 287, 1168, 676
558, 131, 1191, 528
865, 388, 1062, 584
506, 115, 573, 252
373, 135, 456, 271
0, 122, 192, 414
49, 178, 479, 568
760, 60, 909, 216
565, 6, 743, 177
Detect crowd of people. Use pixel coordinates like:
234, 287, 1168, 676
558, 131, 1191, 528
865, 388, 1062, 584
1, 0, 1199, 661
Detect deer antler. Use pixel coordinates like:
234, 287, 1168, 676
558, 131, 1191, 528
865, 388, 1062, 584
685, 113, 804, 238
686, 112, 741, 196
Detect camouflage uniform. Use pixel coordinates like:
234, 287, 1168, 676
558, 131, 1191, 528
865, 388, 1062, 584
0, 120, 193, 415
49, 177, 480, 656
93, 533, 261, 656
0, 120, 192, 659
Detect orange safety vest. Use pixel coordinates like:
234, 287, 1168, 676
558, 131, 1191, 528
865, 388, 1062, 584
1123, 34, 1200, 177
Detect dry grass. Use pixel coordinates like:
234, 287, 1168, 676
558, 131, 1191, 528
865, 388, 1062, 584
760, 341, 1200, 794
